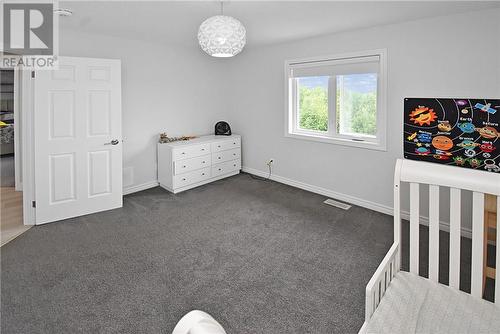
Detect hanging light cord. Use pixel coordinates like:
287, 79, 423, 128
220, 1, 224, 15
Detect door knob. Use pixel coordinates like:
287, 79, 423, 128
105, 139, 120, 146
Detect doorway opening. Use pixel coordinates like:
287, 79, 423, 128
1, 69, 30, 246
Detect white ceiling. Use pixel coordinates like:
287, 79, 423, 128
60, 1, 500, 47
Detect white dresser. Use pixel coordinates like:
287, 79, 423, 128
157, 135, 241, 193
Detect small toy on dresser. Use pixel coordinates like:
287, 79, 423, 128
159, 133, 197, 144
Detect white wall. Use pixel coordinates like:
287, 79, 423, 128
60, 30, 229, 191
225, 9, 500, 228
59, 9, 499, 230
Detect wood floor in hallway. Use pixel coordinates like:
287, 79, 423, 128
1, 187, 30, 246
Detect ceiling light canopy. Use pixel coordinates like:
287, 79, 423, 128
54, 8, 73, 17
198, 3, 246, 58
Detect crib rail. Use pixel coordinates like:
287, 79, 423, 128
397, 159, 500, 302
364, 159, 500, 328
365, 242, 399, 321
398, 159, 499, 195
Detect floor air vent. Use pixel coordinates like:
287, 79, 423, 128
323, 199, 352, 210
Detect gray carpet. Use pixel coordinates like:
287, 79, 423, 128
0, 174, 493, 333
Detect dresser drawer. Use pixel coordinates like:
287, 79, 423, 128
173, 143, 211, 160
211, 137, 241, 152
173, 167, 211, 188
212, 148, 240, 164
174, 154, 211, 175
212, 160, 241, 177
158, 135, 241, 193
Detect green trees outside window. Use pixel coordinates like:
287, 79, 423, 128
297, 74, 377, 136
298, 85, 329, 132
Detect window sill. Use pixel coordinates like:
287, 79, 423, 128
285, 131, 387, 151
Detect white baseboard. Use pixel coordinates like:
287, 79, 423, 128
242, 166, 393, 214
242, 166, 472, 239
123, 180, 159, 195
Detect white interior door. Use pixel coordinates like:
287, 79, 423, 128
34, 57, 122, 224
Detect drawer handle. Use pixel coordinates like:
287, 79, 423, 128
218, 157, 221, 159
202, 161, 206, 163
181, 152, 186, 155
182, 165, 186, 168
201, 148, 205, 151
233, 164, 236, 167
233, 153, 236, 156
218, 168, 222, 171
202, 173, 205, 176
217, 145, 221, 148
182, 178, 186, 181
233, 142, 236, 144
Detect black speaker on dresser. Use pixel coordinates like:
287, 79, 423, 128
214, 121, 232, 136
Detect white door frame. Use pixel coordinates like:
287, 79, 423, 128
12, 68, 22, 191
21, 69, 36, 226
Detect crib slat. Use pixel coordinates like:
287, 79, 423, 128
381, 272, 386, 297
449, 188, 461, 289
428, 185, 440, 283
410, 183, 419, 275
496, 197, 500, 304
394, 177, 401, 271
471, 192, 484, 299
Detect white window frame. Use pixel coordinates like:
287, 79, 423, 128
284, 49, 387, 151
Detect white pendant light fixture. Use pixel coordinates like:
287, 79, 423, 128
198, 2, 246, 57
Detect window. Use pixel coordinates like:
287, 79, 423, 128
285, 50, 386, 150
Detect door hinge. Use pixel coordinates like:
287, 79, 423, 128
31, 71, 35, 78
32, 201, 36, 208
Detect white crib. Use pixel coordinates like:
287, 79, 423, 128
360, 159, 500, 333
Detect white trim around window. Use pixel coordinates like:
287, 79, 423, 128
284, 49, 387, 151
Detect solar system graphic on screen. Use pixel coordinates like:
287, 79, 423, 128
404, 98, 500, 173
